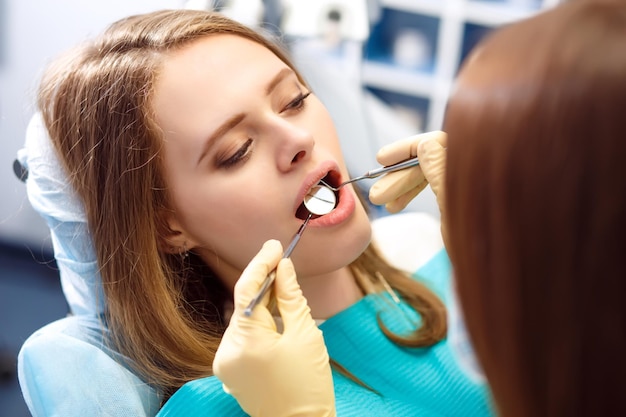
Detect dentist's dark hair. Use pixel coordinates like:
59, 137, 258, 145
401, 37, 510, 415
444, 1, 626, 416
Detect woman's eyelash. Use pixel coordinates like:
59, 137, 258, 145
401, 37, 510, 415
284, 91, 311, 112
217, 138, 253, 169
214, 91, 311, 169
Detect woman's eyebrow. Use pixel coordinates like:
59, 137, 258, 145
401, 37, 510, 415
196, 68, 295, 167
197, 113, 245, 166
265, 67, 294, 95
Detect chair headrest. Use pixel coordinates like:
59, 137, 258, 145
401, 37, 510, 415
17, 113, 105, 316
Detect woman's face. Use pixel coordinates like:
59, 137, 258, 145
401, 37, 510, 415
152, 34, 371, 288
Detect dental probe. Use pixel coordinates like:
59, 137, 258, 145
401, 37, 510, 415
320, 156, 420, 191
244, 213, 313, 316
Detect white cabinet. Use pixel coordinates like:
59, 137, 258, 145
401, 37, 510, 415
361, 0, 559, 132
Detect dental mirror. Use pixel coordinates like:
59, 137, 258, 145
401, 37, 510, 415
304, 184, 337, 215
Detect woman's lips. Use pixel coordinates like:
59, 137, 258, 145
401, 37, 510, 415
307, 184, 355, 227
294, 161, 340, 214
293, 161, 356, 227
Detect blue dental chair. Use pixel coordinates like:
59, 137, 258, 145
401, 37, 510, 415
15, 114, 162, 417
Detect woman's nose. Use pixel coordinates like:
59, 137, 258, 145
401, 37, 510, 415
272, 120, 315, 172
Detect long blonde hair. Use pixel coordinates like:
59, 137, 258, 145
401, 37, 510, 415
38, 9, 446, 400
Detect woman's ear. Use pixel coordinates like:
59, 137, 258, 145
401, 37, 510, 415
159, 214, 195, 255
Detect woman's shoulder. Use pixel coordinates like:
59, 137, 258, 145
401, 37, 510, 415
157, 376, 246, 417
371, 211, 444, 273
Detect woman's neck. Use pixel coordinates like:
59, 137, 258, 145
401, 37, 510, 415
298, 266, 364, 320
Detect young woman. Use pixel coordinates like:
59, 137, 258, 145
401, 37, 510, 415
22, 9, 493, 416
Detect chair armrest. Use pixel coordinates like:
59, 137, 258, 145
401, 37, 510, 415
18, 315, 161, 417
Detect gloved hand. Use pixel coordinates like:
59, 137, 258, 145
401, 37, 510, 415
369, 131, 448, 240
213, 240, 336, 417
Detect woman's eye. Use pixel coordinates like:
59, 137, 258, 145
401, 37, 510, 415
216, 138, 253, 169
283, 91, 311, 113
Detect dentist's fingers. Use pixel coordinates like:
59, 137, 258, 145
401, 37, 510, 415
370, 131, 448, 213
232, 240, 282, 309
384, 181, 427, 213
375, 131, 445, 166
369, 165, 427, 207
417, 134, 448, 200
231, 240, 283, 323
273, 258, 319, 335
375, 136, 419, 166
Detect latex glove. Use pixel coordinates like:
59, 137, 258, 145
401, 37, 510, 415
213, 240, 336, 417
369, 131, 447, 212
369, 131, 448, 241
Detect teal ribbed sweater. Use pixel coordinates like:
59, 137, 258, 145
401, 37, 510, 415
158, 249, 495, 416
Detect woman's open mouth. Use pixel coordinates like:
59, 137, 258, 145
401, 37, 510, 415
295, 171, 341, 220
